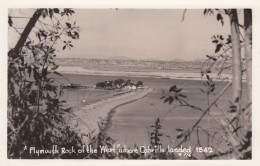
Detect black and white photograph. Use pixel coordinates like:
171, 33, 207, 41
2, 1, 259, 162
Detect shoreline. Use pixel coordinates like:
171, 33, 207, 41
68, 87, 154, 143
57, 66, 237, 82
102, 88, 154, 134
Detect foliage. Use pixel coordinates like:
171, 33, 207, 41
161, 85, 187, 105
86, 121, 117, 159
159, 78, 251, 159
8, 8, 81, 158
84, 121, 177, 159
157, 9, 252, 159
150, 118, 163, 147
201, 9, 246, 81
95, 78, 144, 90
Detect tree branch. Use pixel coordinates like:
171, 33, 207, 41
182, 9, 187, 22
174, 82, 232, 148
8, 9, 44, 59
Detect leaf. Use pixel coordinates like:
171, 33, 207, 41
225, 35, 231, 44
33, 68, 39, 81
229, 105, 237, 113
200, 88, 205, 93
42, 67, 48, 77
63, 45, 66, 50
164, 98, 169, 103
168, 97, 174, 104
25, 41, 31, 46
42, 9, 47, 19
28, 65, 32, 77
175, 88, 182, 93
48, 9, 53, 18
224, 9, 229, 14
160, 96, 166, 99
179, 94, 187, 98
215, 44, 223, 53
37, 32, 41, 41
8, 16, 13, 27
206, 74, 210, 80
176, 128, 183, 132
66, 22, 71, 28
235, 97, 240, 103
217, 13, 221, 20
169, 85, 177, 92
203, 9, 207, 15
229, 105, 237, 109
41, 31, 47, 38
53, 8, 59, 13
51, 65, 59, 70
212, 40, 218, 43
177, 134, 183, 139
53, 71, 63, 77
216, 13, 223, 25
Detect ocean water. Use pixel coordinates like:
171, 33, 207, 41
106, 77, 233, 149
59, 73, 241, 152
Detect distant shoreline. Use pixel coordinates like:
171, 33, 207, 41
57, 66, 234, 82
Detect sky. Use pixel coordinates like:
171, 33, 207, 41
9, 9, 232, 61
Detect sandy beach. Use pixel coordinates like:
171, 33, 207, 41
67, 87, 154, 143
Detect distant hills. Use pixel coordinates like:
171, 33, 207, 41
55, 56, 214, 71
104, 56, 134, 61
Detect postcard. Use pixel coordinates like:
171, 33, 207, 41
1, 0, 260, 165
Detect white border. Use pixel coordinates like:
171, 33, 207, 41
1, 0, 260, 166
